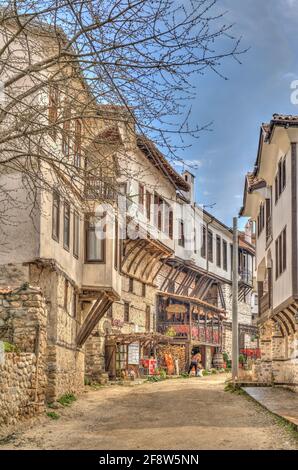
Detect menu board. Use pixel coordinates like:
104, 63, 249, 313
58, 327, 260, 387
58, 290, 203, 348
128, 342, 140, 365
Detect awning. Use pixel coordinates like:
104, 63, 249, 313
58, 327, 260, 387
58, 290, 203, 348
106, 332, 171, 346
158, 291, 226, 318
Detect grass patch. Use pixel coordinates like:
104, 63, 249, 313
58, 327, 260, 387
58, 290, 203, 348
224, 382, 245, 395
46, 411, 60, 420
147, 375, 167, 382
3, 341, 19, 353
57, 393, 77, 407
225, 383, 298, 441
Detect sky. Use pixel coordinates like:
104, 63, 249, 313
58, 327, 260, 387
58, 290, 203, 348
175, 0, 298, 229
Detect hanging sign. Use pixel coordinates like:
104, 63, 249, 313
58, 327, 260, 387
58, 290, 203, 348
128, 342, 140, 365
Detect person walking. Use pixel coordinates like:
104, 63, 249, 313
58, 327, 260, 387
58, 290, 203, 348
188, 351, 201, 375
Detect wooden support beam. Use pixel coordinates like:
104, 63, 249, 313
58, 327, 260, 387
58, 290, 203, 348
77, 293, 113, 347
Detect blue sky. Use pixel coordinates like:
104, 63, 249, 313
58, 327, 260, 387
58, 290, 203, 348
175, 0, 298, 229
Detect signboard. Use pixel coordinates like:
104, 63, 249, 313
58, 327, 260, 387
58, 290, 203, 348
128, 342, 140, 365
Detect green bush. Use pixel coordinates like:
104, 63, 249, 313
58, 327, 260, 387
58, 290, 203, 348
46, 411, 60, 420
3, 342, 19, 353
239, 354, 246, 365
57, 393, 77, 407
223, 352, 229, 363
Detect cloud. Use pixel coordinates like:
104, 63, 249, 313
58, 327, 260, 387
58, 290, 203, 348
174, 159, 202, 169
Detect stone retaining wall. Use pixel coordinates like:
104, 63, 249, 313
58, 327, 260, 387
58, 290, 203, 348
0, 352, 43, 430
0, 287, 47, 431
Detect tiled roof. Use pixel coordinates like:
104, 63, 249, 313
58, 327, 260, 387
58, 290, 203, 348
136, 136, 190, 191
246, 172, 266, 192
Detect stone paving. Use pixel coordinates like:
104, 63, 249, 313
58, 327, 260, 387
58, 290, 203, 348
243, 387, 298, 428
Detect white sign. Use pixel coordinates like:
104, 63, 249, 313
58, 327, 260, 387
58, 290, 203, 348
128, 342, 140, 365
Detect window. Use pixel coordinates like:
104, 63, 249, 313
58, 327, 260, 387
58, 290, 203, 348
223, 240, 228, 271
168, 209, 173, 240
139, 183, 144, 211
146, 191, 151, 220
275, 227, 287, 279
154, 193, 163, 231
128, 277, 134, 293
52, 192, 60, 241
124, 302, 130, 322
178, 220, 185, 247
216, 236, 221, 267
73, 211, 80, 258
48, 84, 59, 140
275, 156, 286, 203
201, 225, 206, 258
142, 283, 146, 297
114, 218, 119, 270
62, 107, 71, 157
85, 215, 105, 262
74, 119, 82, 168
63, 202, 70, 251
207, 230, 213, 262
257, 203, 265, 237
194, 228, 197, 254
145, 305, 150, 331
254, 295, 258, 306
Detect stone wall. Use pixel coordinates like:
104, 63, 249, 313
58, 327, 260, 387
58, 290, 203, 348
0, 353, 43, 430
253, 319, 298, 392
29, 263, 84, 401
0, 286, 47, 431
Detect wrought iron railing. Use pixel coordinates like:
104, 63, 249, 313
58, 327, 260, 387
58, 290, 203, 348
85, 177, 115, 200
266, 216, 272, 244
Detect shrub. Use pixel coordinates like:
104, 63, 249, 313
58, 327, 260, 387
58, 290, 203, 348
223, 352, 229, 363
46, 411, 60, 420
57, 393, 77, 407
3, 342, 19, 353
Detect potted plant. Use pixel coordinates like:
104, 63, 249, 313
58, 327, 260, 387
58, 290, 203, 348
239, 354, 245, 369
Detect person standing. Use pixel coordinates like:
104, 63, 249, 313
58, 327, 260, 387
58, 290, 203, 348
188, 351, 201, 375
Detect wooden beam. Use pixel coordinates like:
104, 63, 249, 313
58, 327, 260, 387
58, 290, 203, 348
77, 293, 113, 347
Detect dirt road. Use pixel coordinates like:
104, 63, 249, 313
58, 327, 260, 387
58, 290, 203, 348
1, 375, 297, 450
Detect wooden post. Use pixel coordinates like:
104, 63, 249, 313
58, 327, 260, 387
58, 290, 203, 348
232, 217, 239, 382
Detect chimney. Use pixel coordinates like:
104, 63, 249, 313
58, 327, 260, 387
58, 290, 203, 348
182, 170, 195, 204
244, 219, 253, 244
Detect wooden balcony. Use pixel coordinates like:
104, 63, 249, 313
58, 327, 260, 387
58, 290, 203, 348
157, 321, 221, 346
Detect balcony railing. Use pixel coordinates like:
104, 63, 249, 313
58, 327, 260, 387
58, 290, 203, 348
259, 292, 270, 316
85, 177, 115, 200
239, 269, 253, 286
266, 216, 272, 244
157, 321, 221, 345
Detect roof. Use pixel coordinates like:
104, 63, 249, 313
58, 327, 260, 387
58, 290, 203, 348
136, 136, 190, 191
246, 173, 266, 193
238, 236, 255, 255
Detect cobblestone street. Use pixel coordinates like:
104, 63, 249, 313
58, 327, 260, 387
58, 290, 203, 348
1, 375, 297, 450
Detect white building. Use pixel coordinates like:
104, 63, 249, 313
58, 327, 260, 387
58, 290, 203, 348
240, 114, 298, 390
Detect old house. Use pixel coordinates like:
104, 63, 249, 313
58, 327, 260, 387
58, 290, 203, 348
156, 172, 258, 371
240, 114, 298, 391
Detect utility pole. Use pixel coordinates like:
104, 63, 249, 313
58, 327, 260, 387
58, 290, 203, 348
232, 217, 239, 382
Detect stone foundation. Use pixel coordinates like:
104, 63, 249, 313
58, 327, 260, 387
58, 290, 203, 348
253, 319, 298, 392
0, 352, 44, 430
0, 286, 47, 431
